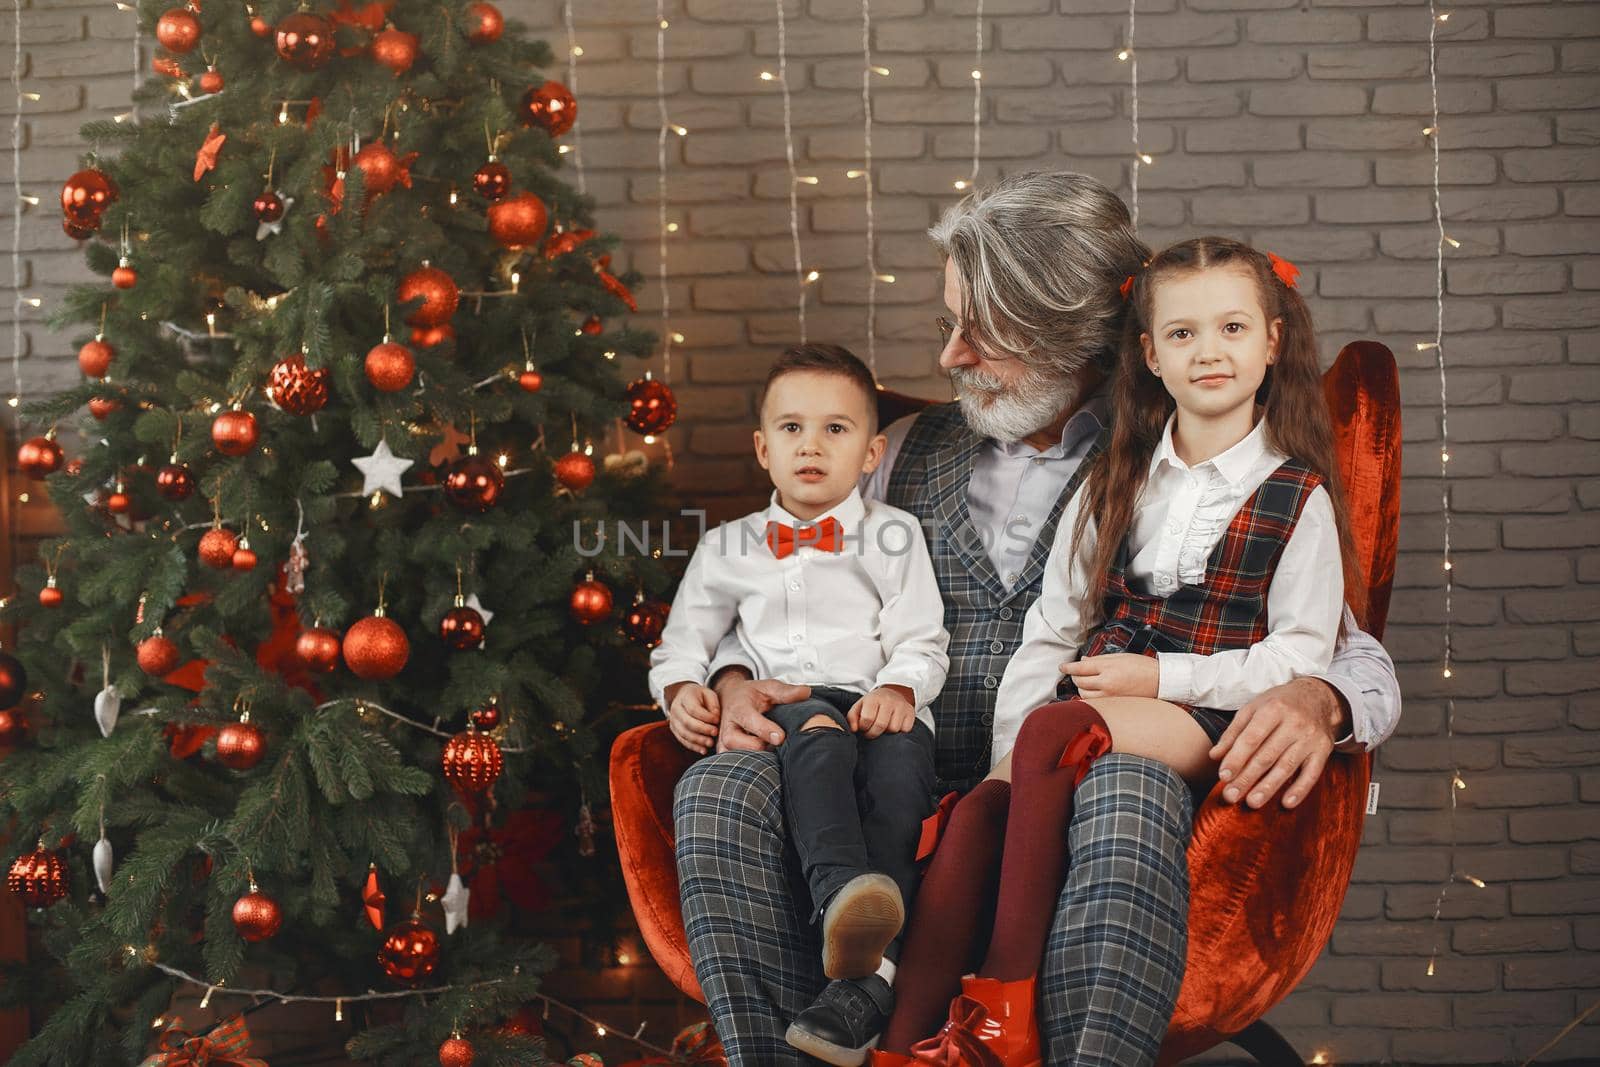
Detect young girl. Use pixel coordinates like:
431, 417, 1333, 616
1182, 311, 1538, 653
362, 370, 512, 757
874, 237, 1366, 1065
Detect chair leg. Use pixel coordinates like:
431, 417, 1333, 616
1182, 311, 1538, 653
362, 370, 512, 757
1226, 1020, 1306, 1067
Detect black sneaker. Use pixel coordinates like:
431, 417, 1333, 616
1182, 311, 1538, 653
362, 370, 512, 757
784, 974, 895, 1067
820, 872, 904, 980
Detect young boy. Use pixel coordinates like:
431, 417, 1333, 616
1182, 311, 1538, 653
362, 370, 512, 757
649, 344, 950, 1067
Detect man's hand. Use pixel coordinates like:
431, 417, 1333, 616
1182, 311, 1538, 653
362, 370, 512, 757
1060, 653, 1159, 699
1210, 676, 1348, 809
664, 682, 720, 755
713, 672, 812, 753
847, 685, 916, 739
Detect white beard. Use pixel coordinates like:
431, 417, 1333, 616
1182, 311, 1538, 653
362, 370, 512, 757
951, 362, 1082, 443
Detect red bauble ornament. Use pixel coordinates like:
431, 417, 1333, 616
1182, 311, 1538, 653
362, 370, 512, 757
442, 729, 503, 793
267, 353, 330, 415
295, 626, 342, 672
0, 707, 26, 744
155, 7, 201, 53
64, 217, 98, 240
444, 452, 505, 513
198, 527, 240, 568
352, 142, 413, 198
439, 603, 485, 650
106, 489, 131, 514
343, 614, 410, 679
38, 580, 63, 608
486, 191, 548, 251
519, 80, 577, 137
371, 27, 418, 75
410, 323, 454, 348
378, 916, 440, 983
231, 544, 257, 571
625, 375, 678, 436
216, 719, 266, 769
7, 847, 67, 907
553, 450, 595, 492
276, 11, 335, 70
156, 461, 195, 501
517, 365, 542, 393
137, 634, 181, 676
88, 395, 119, 420
439, 1036, 476, 1067
365, 340, 416, 391
212, 408, 259, 456
363, 863, 386, 930
61, 168, 118, 222
0, 652, 25, 710
232, 885, 282, 941
471, 159, 510, 201
624, 596, 670, 649
569, 575, 612, 625
581, 314, 603, 336
469, 699, 500, 730
112, 263, 137, 289
250, 14, 271, 37
253, 190, 285, 223
199, 67, 224, 93
78, 338, 114, 378
464, 1, 502, 44
397, 264, 459, 326
16, 436, 63, 478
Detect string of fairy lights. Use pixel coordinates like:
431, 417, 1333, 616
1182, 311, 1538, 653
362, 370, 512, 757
772, 0, 809, 343
858, 0, 880, 370
561, 0, 586, 196
1119, 0, 1148, 226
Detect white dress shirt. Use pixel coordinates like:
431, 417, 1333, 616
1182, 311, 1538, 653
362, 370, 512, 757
990, 415, 1345, 770
650, 487, 950, 733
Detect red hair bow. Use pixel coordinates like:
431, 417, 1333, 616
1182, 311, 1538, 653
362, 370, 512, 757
1267, 251, 1300, 289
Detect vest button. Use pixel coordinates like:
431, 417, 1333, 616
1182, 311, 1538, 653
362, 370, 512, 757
983, 675, 998, 689
981, 712, 994, 726
990, 640, 1004, 654
998, 607, 1014, 621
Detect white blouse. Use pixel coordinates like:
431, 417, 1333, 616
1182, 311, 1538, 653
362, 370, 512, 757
649, 488, 951, 734
990, 415, 1344, 770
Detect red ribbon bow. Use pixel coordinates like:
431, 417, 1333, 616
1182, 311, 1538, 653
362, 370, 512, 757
764, 516, 844, 559
152, 1016, 267, 1067
1266, 251, 1300, 289
1119, 274, 1136, 301
907, 994, 1006, 1066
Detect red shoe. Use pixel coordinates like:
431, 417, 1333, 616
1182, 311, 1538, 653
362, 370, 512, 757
908, 975, 1040, 1067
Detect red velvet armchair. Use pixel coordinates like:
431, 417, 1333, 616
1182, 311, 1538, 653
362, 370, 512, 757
610, 341, 1401, 1064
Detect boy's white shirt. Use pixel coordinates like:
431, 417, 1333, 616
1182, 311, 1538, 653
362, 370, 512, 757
989, 414, 1345, 771
648, 486, 950, 734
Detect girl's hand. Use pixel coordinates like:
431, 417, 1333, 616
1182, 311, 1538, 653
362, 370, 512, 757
848, 685, 916, 739
1060, 653, 1159, 699
666, 682, 721, 755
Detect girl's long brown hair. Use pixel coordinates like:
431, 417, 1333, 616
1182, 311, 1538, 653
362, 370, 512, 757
1072, 237, 1367, 629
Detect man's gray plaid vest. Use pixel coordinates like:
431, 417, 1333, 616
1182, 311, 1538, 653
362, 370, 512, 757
885, 401, 1105, 793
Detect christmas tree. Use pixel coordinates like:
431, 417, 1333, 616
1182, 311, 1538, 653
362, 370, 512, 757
1, 1, 677, 1063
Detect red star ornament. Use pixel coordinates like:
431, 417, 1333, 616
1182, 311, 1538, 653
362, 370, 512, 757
193, 123, 226, 181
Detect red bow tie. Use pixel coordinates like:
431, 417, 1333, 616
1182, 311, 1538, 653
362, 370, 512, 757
765, 517, 844, 559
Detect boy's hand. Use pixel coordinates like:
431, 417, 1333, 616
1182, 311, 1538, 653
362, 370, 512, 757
1060, 653, 1159, 699
847, 685, 917, 739
665, 682, 720, 755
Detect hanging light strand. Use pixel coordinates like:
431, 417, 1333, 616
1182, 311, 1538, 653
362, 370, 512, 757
9, 0, 24, 423
1125, 0, 1142, 226
654, 0, 672, 381
968, 0, 984, 185
562, 0, 586, 194
859, 0, 878, 370
775, 0, 807, 342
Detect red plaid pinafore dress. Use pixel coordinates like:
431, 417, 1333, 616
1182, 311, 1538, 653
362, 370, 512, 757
1058, 459, 1326, 743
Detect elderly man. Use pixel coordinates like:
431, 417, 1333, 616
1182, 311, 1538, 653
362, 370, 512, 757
672, 171, 1399, 1067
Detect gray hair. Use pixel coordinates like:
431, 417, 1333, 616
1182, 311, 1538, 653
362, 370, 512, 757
929, 171, 1150, 372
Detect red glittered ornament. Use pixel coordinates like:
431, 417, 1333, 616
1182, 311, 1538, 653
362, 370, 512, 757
397, 264, 459, 326
371, 27, 418, 76
254, 190, 285, 223
88, 395, 120, 420
216, 718, 266, 770
156, 461, 195, 501
519, 80, 577, 137
343, 613, 410, 679
155, 7, 202, 53
78, 338, 114, 377
442, 729, 503, 794
439, 602, 486, 650
378, 916, 440, 983
439, 1035, 476, 1067
112, 262, 137, 289
625, 374, 678, 436
212, 408, 258, 456
198, 526, 240, 569
294, 626, 342, 672
7, 846, 68, 907
276, 11, 335, 70
471, 159, 511, 201
17, 435, 64, 478
61, 169, 118, 223
38, 579, 63, 609
410, 323, 454, 348
553, 449, 595, 492
581, 314, 603, 336
137, 633, 181, 676
199, 67, 224, 93
352, 141, 414, 198
232, 884, 282, 941
624, 596, 670, 649
444, 451, 504, 513
469, 699, 500, 730
569, 574, 612, 626
464, 1, 502, 44
486, 191, 548, 251
267, 353, 331, 415
365, 340, 415, 392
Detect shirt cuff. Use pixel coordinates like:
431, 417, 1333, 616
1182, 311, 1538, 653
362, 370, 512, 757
1155, 652, 1195, 705
875, 668, 936, 711
1312, 672, 1368, 754
649, 671, 706, 713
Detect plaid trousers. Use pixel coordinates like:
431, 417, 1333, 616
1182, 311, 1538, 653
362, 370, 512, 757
674, 750, 1195, 1067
